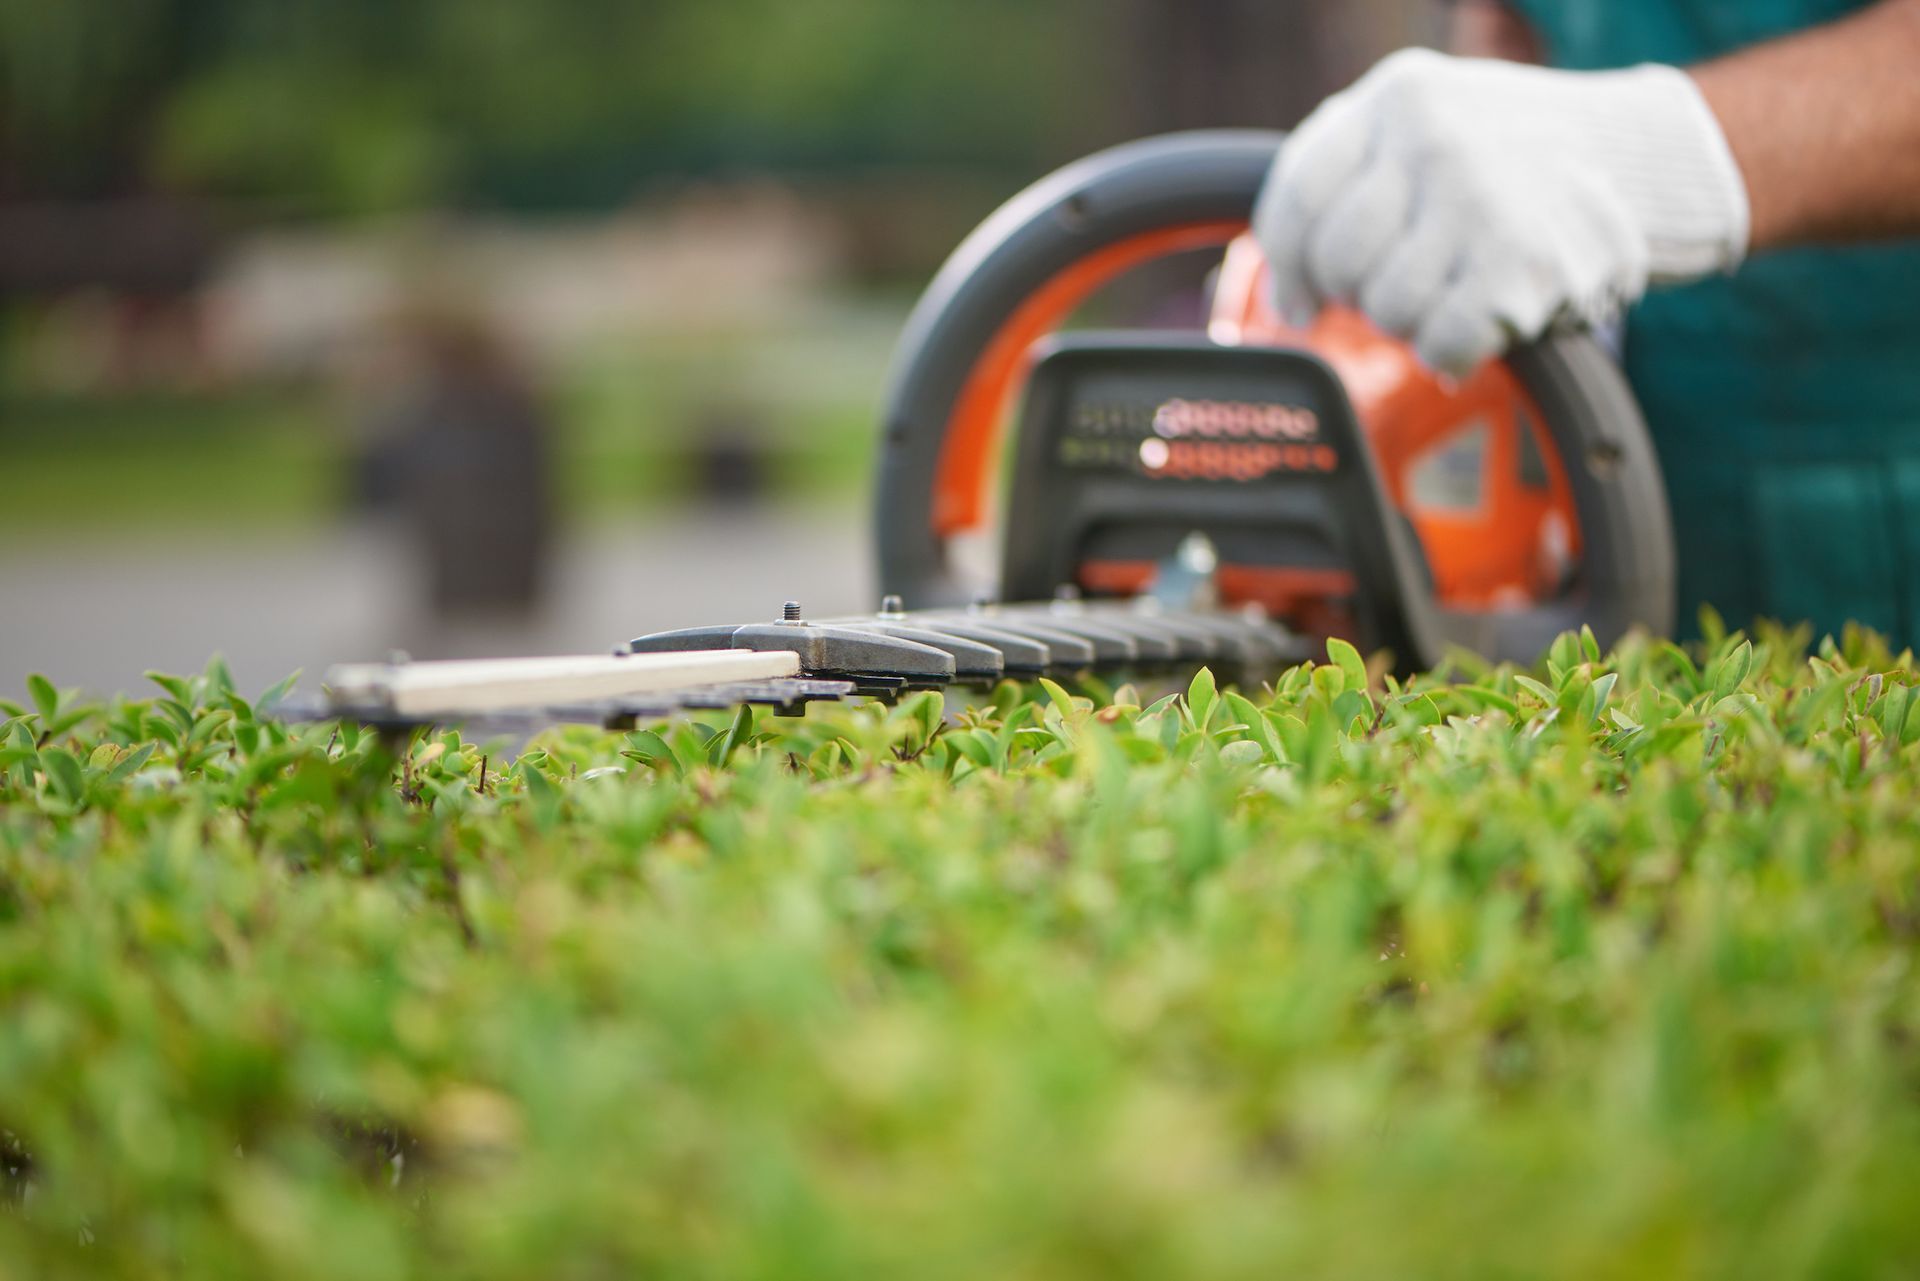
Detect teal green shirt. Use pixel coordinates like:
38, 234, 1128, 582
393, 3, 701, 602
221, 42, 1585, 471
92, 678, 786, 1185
1509, 0, 1920, 644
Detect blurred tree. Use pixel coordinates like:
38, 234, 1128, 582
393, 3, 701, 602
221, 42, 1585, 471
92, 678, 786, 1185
0, 0, 201, 199
2, 0, 1076, 217
0, 0, 1425, 219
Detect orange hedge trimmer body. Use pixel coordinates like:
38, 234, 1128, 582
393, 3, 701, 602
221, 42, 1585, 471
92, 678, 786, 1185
311, 132, 1673, 729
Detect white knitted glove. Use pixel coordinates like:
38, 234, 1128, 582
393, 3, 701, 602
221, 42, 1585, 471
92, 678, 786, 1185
1253, 48, 1751, 376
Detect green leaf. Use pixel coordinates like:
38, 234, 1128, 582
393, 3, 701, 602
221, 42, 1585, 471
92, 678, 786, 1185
1659, 642, 1702, 692
1579, 625, 1602, 665
1277, 664, 1312, 699
1588, 672, 1619, 719
621, 729, 682, 776
1224, 691, 1285, 763
1899, 687, 1920, 747
1218, 740, 1263, 766
144, 714, 183, 751
1873, 683, 1912, 747
1138, 693, 1180, 721
806, 740, 845, 775
1389, 692, 1442, 729
1332, 688, 1372, 735
203, 654, 237, 695
145, 671, 193, 703
0, 720, 39, 773
1311, 664, 1347, 701
39, 745, 85, 804
520, 764, 563, 823
1711, 640, 1754, 702
1110, 734, 1166, 765
256, 670, 302, 714
1299, 703, 1340, 783
948, 729, 995, 770
1697, 602, 1727, 647
1452, 685, 1519, 718
1327, 637, 1367, 692
2, 722, 32, 791
1514, 675, 1558, 706
26, 674, 58, 724
1037, 677, 1079, 724
103, 741, 158, 786
708, 704, 755, 767
910, 690, 946, 752
1548, 632, 1581, 678
257, 754, 336, 811
1186, 667, 1217, 731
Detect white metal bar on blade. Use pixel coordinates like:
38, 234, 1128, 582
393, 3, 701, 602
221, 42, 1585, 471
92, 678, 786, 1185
325, 650, 802, 717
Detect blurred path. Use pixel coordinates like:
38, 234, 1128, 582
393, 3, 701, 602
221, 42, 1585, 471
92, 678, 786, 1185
1, 506, 869, 699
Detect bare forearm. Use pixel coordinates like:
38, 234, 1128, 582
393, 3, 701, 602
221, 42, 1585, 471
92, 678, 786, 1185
1691, 0, 1920, 248
1446, 0, 1540, 62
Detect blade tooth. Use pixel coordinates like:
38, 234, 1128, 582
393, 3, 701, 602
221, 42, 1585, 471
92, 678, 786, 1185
916, 616, 1068, 673
742, 623, 957, 682
830, 615, 1052, 675
981, 608, 1140, 666
916, 612, 1096, 673
788, 677, 860, 698
846, 673, 911, 705
1063, 615, 1182, 664
1110, 604, 1266, 665
673, 679, 842, 710
746, 678, 859, 700
986, 598, 1309, 671
815, 621, 1004, 680
754, 677, 859, 716
1200, 612, 1308, 667
1082, 604, 1220, 663
630, 619, 958, 683
1000, 605, 1178, 665
676, 689, 752, 710
658, 679, 835, 718
926, 622, 1050, 674
624, 625, 745, 653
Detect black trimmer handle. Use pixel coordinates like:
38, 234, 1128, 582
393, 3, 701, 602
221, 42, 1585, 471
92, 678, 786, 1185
871, 129, 1674, 668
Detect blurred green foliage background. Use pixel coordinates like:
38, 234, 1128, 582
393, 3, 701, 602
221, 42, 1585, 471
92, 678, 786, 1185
3, 0, 1082, 215
0, 0, 1429, 208
0, 0, 1425, 523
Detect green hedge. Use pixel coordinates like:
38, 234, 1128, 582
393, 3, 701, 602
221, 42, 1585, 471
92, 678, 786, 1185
3, 623, 1919, 1278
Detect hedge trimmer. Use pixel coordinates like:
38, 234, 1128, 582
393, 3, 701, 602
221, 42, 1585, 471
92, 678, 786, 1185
309, 132, 1674, 731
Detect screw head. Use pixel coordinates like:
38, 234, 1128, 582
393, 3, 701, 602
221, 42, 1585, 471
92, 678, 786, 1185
781, 600, 803, 622
879, 594, 905, 617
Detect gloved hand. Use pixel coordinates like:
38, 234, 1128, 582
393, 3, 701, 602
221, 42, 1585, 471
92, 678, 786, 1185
1253, 48, 1751, 376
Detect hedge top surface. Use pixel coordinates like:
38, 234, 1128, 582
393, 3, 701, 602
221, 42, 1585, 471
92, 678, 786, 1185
3, 621, 1919, 1279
